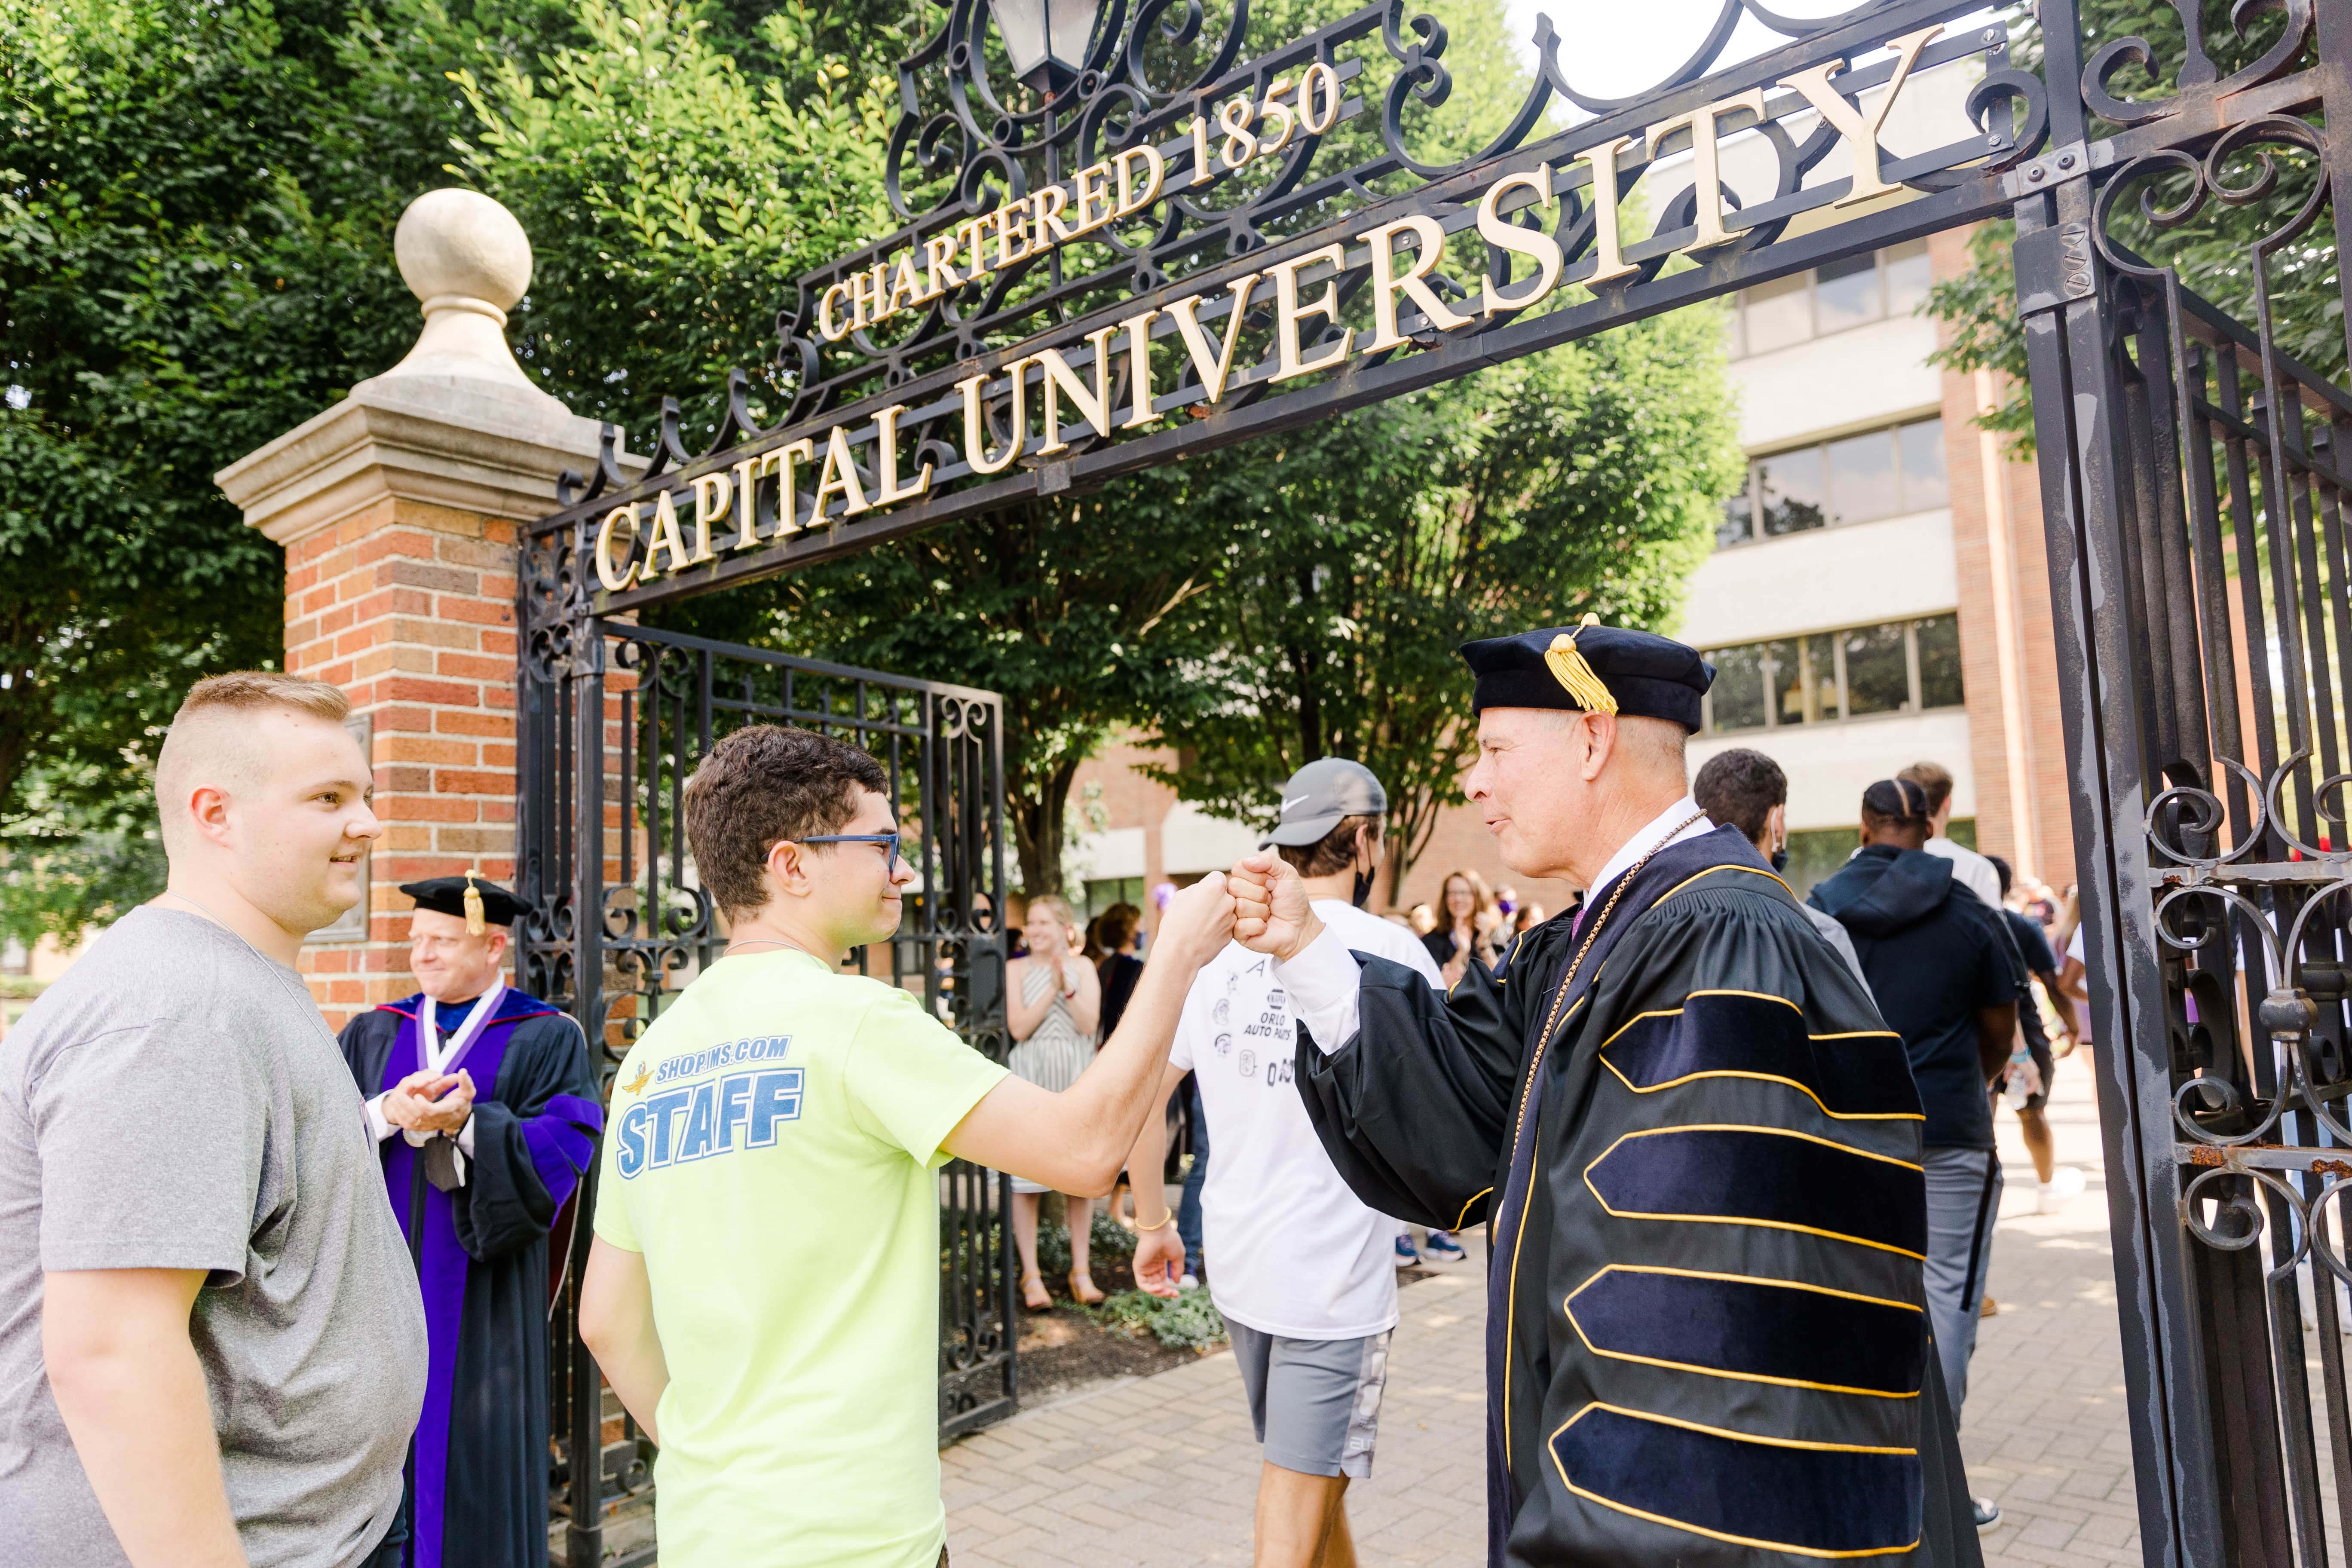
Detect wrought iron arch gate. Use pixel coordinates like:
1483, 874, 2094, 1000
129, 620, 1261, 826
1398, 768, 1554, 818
514, 0, 2352, 1563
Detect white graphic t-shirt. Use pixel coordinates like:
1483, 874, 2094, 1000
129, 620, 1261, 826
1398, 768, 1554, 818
1170, 900, 1446, 1339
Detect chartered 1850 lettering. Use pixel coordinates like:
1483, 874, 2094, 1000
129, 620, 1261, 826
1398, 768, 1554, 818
592, 25, 1940, 595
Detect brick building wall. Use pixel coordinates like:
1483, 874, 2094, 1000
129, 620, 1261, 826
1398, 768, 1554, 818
1394, 808, 1580, 921
278, 496, 523, 1028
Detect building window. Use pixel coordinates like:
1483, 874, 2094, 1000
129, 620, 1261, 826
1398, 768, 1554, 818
1700, 613, 1964, 733
1726, 241, 1933, 358
1782, 828, 1861, 899
1717, 416, 1948, 547
1709, 643, 1768, 732
1077, 876, 1146, 925
1781, 818, 1976, 897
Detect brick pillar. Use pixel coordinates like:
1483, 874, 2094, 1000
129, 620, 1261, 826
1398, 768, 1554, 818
216, 189, 638, 1027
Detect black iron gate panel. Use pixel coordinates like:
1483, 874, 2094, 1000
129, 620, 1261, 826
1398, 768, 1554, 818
2018, 3, 2352, 1561
514, 611, 1013, 1565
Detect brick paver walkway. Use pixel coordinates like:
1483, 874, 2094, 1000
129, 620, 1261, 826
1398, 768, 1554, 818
944, 1059, 2142, 1567
1968, 1052, 2143, 1568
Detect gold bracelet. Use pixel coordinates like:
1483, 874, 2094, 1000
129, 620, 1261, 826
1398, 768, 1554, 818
1135, 1212, 1178, 1233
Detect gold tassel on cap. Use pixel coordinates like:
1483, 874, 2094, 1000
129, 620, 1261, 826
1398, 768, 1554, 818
462, 870, 486, 937
1544, 613, 1620, 715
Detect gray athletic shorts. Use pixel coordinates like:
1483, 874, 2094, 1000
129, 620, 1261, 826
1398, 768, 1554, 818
1227, 1320, 1392, 1479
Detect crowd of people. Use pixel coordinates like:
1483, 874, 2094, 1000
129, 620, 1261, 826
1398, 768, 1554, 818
0, 619, 2097, 1568
1063, 761, 2091, 1326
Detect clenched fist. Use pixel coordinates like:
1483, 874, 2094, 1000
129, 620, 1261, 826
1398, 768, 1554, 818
1228, 853, 1323, 963
1155, 871, 1238, 969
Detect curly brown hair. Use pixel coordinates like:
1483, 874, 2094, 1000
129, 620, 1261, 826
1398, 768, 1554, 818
684, 725, 886, 920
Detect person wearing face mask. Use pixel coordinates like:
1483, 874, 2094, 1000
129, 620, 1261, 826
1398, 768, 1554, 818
1125, 759, 1444, 1568
1690, 748, 1868, 991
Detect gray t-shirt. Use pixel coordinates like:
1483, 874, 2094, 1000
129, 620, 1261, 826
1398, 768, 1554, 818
1801, 900, 1873, 993
0, 906, 427, 1567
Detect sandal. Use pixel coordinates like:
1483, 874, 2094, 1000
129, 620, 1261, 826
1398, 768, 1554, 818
1021, 1273, 1052, 1311
1068, 1271, 1105, 1306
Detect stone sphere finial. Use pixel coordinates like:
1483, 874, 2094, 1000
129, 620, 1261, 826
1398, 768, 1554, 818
395, 188, 533, 322
371, 187, 559, 405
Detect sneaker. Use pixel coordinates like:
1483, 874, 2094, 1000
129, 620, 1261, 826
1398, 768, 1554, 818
1979, 1295, 1999, 1317
1973, 1498, 2002, 1530
1178, 1273, 1200, 1292
1394, 1234, 1422, 1266
2037, 1167, 2088, 1213
1424, 1230, 1467, 1262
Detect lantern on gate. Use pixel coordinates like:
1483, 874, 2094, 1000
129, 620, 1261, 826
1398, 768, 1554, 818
987, 0, 1101, 94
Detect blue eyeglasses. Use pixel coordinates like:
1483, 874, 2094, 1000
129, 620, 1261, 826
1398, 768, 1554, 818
800, 833, 904, 871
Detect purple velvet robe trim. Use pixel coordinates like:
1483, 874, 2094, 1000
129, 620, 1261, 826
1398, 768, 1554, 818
522, 1093, 603, 1210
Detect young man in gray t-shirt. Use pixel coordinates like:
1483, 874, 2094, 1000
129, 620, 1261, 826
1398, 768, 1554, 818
0, 673, 426, 1568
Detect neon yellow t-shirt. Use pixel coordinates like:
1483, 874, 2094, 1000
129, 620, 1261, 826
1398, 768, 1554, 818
593, 948, 1008, 1568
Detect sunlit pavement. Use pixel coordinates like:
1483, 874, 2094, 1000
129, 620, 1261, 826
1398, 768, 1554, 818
942, 1248, 1485, 1566
1969, 1051, 2144, 1568
943, 1058, 2140, 1567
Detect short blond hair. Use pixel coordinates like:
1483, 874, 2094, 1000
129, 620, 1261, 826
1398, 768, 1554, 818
1025, 893, 1077, 929
155, 673, 354, 855
1897, 760, 1955, 816
172, 671, 349, 726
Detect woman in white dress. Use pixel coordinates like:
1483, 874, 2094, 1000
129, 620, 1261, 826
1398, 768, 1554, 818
1006, 895, 1104, 1308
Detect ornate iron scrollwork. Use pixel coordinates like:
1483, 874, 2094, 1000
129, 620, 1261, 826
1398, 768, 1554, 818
525, 0, 2064, 623
2150, 750, 2352, 1282
2080, 0, 2313, 130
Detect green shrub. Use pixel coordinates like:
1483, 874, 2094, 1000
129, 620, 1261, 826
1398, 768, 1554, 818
1033, 1208, 1136, 1281
1092, 1286, 1227, 1351
1090, 1208, 1136, 1262
1035, 1222, 1066, 1279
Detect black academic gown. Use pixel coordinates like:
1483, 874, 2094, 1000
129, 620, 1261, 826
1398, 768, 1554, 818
340, 991, 604, 1568
1296, 826, 1981, 1568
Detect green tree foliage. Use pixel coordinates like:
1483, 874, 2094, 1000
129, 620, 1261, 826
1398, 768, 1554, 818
733, 483, 1233, 900
9, 0, 1735, 922
1, 0, 428, 935
0, 0, 902, 937
1145, 310, 1739, 893
704, 0, 1736, 895
372, 0, 904, 429
0, 769, 164, 949
1928, 0, 2339, 456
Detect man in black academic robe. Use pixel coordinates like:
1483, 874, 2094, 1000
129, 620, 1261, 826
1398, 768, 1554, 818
1227, 620, 1982, 1568
340, 874, 604, 1568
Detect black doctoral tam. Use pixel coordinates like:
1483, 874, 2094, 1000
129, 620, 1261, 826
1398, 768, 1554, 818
1459, 617, 1715, 732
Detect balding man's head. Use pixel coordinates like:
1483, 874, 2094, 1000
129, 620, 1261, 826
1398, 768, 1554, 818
155, 674, 352, 858
1463, 707, 1695, 885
